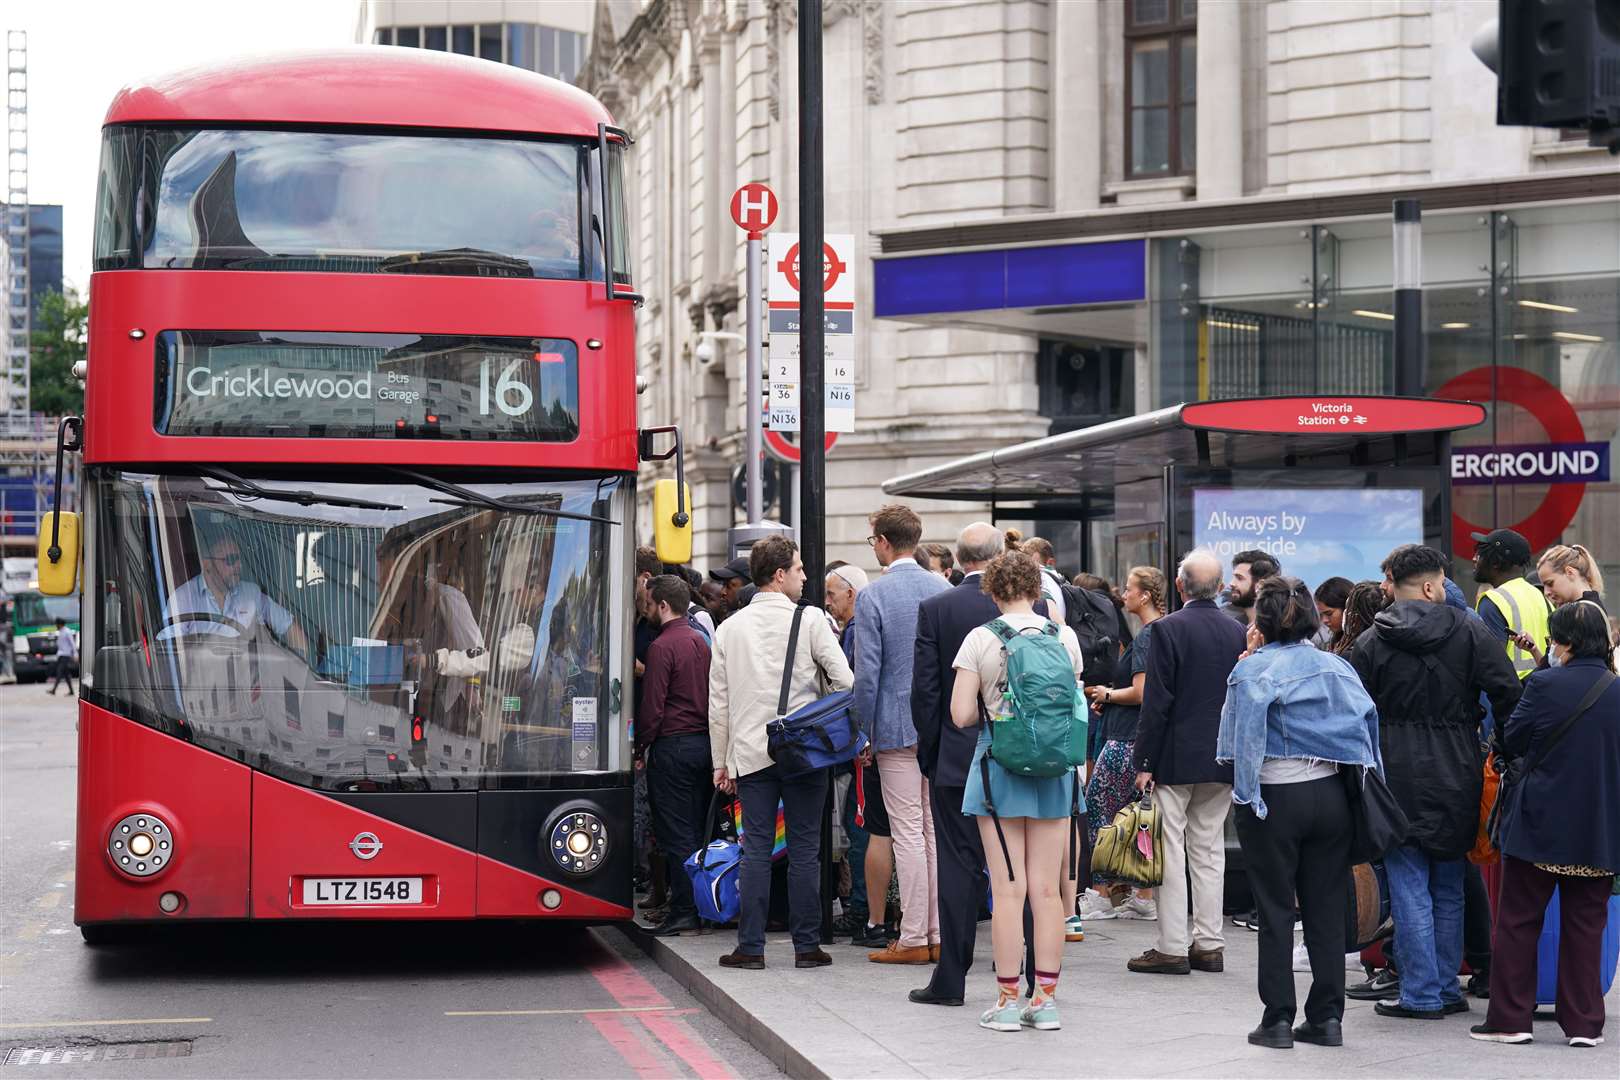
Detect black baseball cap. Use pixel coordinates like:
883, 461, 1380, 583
1470, 528, 1532, 567
710, 557, 750, 583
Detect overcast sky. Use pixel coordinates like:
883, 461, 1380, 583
11, 0, 362, 291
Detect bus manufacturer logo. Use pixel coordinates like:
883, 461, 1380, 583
349, 832, 383, 860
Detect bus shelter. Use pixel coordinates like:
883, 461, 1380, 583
883, 395, 1488, 595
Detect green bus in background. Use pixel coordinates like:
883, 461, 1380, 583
8, 590, 81, 682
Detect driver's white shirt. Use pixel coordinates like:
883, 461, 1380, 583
162, 576, 294, 640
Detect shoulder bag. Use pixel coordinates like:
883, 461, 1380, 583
766, 602, 867, 776
1487, 670, 1616, 851
1342, 764, 1411, 865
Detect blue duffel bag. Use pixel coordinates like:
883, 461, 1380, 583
765, 604, 867, 777
685, 790, 741, 923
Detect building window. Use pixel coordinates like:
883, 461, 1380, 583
1125, 0, 1196, 178
479, 24, 502, 62
508, 24, 535, 69
1037, 341, 1132, 433
379, 22, 582, 79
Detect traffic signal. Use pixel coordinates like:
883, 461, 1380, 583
408, 714, 427, 769
1472, 0, 1620, 151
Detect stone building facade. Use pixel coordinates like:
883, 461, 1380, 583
583, 0, 1617, 576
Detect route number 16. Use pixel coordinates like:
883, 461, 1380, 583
479, 357, 535, 416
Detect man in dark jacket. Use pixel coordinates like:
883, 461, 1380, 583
907, 523, 1048, 1006
639, 575, 714, 937
1129, 549, 1247, 976
1350, 544, 1521, 1020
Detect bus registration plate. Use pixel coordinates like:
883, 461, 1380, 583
300, 878, 423, 905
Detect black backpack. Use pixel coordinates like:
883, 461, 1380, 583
1055, 579, 1121, 687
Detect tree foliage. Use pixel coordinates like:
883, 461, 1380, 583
29, 287, 88, 417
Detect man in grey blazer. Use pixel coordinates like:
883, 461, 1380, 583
854, 504, 951, 964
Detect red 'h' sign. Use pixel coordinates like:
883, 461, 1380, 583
730, 183, 778, 237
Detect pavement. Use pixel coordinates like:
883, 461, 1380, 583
0, 684, 778, 1078
631, 889, 1620, 1079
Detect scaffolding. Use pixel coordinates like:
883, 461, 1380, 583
4, 29, 28, 418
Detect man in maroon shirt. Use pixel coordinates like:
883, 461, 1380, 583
640, 574, 714, 936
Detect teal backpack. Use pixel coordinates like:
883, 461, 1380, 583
984, 619, 1087, 777
979, 618, 1088, 883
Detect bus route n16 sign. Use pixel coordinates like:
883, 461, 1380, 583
766, 233, 856, 434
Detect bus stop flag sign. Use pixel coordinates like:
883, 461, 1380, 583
767, 232, 856, 434
730, 183, 778, 239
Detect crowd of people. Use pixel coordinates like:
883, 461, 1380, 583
629, 515, 1618, 1050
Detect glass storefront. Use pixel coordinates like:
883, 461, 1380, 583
1160, 199, 1619, 593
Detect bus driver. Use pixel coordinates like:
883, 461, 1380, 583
163, 534, 309, 651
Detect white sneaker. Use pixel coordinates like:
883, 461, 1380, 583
1118, 894, 1157, 921
1568, 1035, 1604, 1047
1292, 942, 1311, 972
1078, 889, 1120, 921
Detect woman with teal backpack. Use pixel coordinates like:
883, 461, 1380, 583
950, 550, 1087, 1034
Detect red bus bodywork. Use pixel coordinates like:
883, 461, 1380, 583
77, 48, 640, 932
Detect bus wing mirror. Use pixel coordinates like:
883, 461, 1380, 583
652, 480, 692, 565
639, 426, 692, 564
38, 417, 83, 596
38, 511, 81, 596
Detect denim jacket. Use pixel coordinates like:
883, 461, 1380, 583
1215, 641, 1382, 819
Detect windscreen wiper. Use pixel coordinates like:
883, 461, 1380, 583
200, 466, 405, 511
382, 466, 617, 525
375, 248, 534, 278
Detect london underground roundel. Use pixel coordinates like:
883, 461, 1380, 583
1437, 367, 1589, 554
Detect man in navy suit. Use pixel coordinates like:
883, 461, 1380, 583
908, 522, 1046, 1006
1129, 548, 1247, 976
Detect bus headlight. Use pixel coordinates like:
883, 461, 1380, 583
108, 812, 174, 878
547, 810, 608, 876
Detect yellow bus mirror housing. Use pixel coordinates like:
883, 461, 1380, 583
653, 480, 692, 564
37, 511, 82, 596
639, 425, 692, 565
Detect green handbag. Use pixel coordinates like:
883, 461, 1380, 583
1092, 790, 1163, 888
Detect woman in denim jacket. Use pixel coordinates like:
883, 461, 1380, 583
1216, 576, 1383, 1052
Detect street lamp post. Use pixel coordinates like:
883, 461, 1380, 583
797, 0, 834, 941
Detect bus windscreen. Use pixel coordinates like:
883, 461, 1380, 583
96, 128, 589, 279
153, 331, 579, 441
89, 471, 621, 790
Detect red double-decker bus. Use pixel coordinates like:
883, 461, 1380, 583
47, 47, 687, 940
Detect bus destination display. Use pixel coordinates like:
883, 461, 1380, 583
154, 331, 580, 441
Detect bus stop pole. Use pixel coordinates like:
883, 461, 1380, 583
797, 0, 834, 941
1393, 198, 1424, 396
745, 236, 764, 524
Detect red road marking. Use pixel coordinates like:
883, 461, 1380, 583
587, 1013, 668, 1079
585, 939, 670, 1010
585, 934, 738, 1079
640, 1012, 736, 1080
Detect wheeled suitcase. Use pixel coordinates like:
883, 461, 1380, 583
1536, 887, 1620, 1006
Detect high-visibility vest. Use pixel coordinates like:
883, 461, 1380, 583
1478, 576, 1551, 680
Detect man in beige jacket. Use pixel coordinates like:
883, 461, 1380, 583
709, 535, 853, 970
